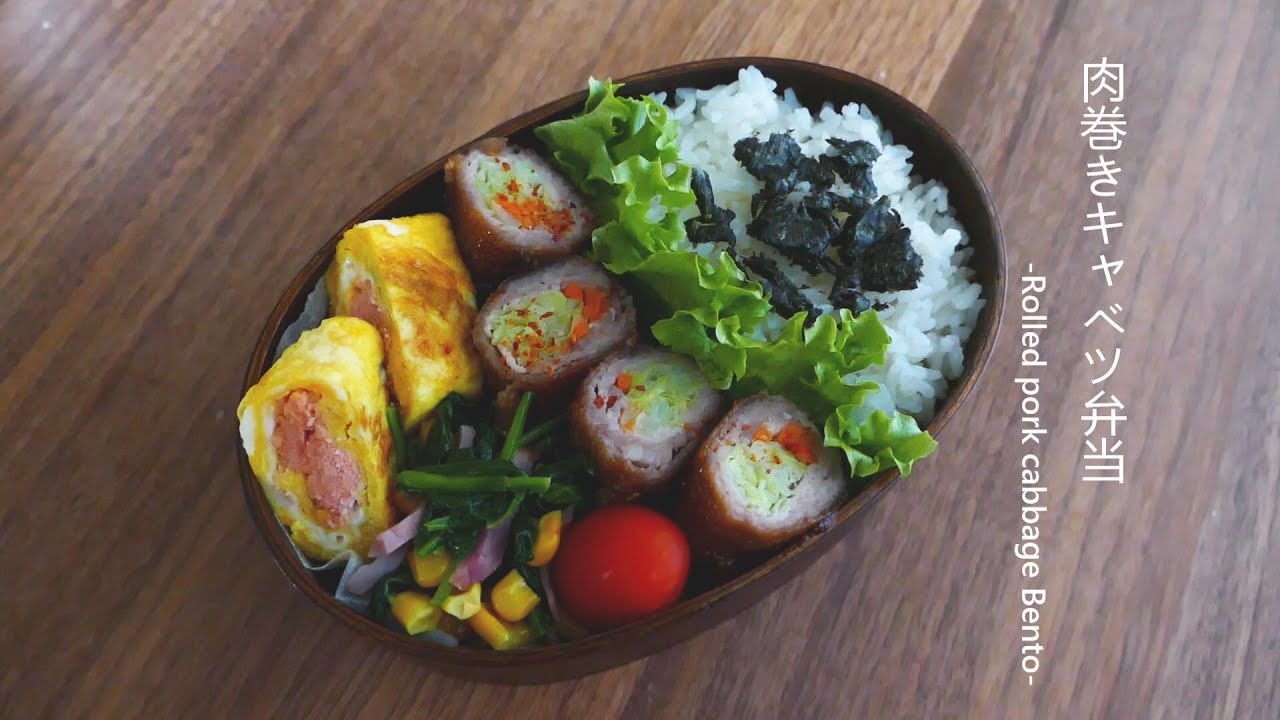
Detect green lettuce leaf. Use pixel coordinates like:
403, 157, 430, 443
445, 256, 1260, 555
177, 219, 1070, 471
826, 406, 939, 477
536, 78, 936, 478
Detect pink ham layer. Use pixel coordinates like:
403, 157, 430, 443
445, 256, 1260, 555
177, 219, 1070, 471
348, 280, 388, 339
272, 390, 361, 528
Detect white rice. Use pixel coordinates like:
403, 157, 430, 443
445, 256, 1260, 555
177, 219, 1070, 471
659, 67, 985, 421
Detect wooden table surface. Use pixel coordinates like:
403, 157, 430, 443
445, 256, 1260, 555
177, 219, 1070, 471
3, 0, 1276, 717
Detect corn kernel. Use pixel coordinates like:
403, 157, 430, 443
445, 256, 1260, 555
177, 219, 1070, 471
492, 569, 540, 622
408, 548, 453, 589
469, 603, 534, 650
441, 582, 482, 620
391, 591, 441, 635
529, 510, 563, 568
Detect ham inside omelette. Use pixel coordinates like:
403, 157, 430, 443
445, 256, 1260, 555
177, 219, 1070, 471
272, 389, 362, 527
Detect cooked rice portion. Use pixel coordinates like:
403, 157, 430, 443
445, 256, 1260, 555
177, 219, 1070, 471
660, 67, 985, 421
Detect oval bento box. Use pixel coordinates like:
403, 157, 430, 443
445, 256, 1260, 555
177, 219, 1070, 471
237, 57, 1005, 684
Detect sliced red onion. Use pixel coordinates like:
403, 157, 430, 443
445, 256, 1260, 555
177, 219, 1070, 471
369, 505, 424, 558
457, 424, 476, 450
345, 546, 407, 595
450, 517, 512, 589
512, 445, 539, 474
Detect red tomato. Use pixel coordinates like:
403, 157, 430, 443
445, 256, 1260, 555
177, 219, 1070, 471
550, 504, 690, 631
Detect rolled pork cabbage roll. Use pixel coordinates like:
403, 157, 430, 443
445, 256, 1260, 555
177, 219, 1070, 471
445, 137, 593, 281
680, 395, 845, 562
473, 256, 635, 415
571, 347, 721, 501
326, 213, 484, 428
237, 317, 395, 561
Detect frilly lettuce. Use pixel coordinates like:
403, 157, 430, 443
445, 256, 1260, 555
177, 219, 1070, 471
534, 78, 936, 477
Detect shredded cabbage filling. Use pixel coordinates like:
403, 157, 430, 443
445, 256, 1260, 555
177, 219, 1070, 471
724, 439, 808, 514
611, 362, 701, 436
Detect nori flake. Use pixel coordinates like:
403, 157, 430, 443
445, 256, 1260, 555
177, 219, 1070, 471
834, 197, 899, 263
684, 167, 737, 247
824, 138, 880, 180
778, 245, 841, 276
734, 134, 803, 185
831, 198, 923, 293
735, 133, 834, 195
740, 253, 815, 318
829, 267, 872, 316
821, 138, 879, 218
747, 194, 838, 256
859, 226, 923, 292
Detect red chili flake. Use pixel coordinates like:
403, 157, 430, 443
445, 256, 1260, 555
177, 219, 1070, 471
501, 161, 511, 170
515, 308, 529, 317
507, 179, 521, 193
539, 311, 554, 319
443, 344, 453, 356
492, 189, 576, 237
606, 396, 619, 409
635, 384, 646, 392
593, 395, 605, 408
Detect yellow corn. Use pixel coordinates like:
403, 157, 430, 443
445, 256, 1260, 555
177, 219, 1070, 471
492, 569, 540, 622
440, 582, 482, 620
408, 548, 453, 589
391, 591, 441, 635
529, 510, 563, 567
469, 603, 534, 650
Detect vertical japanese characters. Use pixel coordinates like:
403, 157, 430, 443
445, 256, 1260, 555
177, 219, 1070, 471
1081, 59, 1128, 484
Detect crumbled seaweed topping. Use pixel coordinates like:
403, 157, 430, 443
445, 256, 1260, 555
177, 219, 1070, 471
695, 132, 923, 319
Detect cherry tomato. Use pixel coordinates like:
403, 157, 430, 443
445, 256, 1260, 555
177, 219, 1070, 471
550, 504, 690, 631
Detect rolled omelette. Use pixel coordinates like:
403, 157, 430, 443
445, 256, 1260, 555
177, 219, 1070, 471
326, 213, 484, 428
237, 316, 395, 561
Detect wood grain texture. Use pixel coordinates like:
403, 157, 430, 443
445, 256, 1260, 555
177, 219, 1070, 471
0, 0, 1274, 717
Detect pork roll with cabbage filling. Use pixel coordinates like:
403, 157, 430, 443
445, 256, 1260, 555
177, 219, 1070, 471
571, 347, 721, 502
445, 137, 593, 281
679, 395, 845, 562
473, 256, 635, 416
